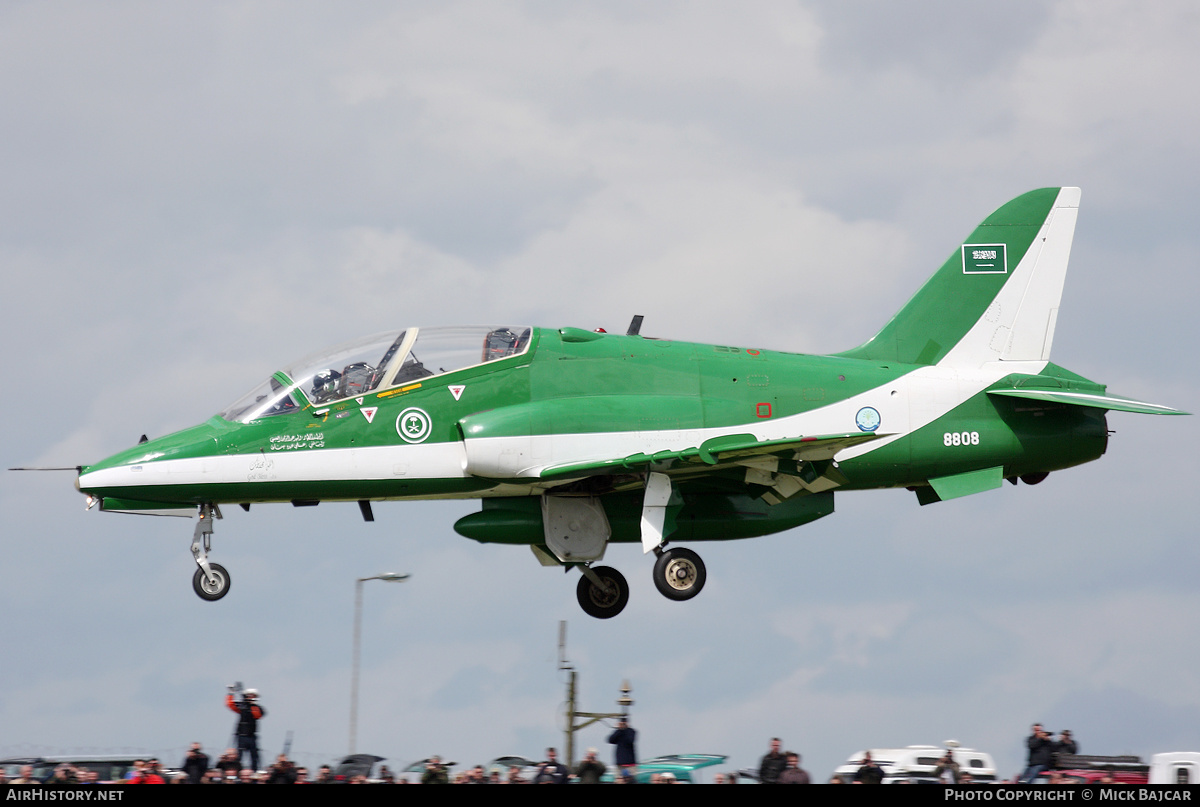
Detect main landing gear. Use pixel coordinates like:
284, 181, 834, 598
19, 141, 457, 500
652, 546, 706, 601
576, 565, 629, 619
550, 477, 710, 619
191, 503, 231, 601
571, 546, 709, 619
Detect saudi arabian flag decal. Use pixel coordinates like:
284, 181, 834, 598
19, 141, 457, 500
962, 243, 1007, 274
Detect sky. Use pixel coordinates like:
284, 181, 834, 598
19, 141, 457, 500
2, 0, 1198, 781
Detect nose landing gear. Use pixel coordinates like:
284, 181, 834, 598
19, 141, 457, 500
191, 503, 230, 601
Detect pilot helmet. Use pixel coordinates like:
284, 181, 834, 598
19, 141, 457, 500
312, 369, 340, 397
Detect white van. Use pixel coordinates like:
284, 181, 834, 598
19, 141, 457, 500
833, 744, 997, 784
1149, 752, 1200, 785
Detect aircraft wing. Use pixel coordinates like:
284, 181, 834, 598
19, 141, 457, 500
987, 388, 1189, 415
538, 431, 887, 481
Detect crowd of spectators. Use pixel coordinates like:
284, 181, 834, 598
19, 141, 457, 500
1, 749, 668, 784
0, 725, 1094, 785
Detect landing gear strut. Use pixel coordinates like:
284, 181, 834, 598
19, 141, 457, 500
652, 546, 706, 601
191, 503, 230, 601
575, 565, 629, 619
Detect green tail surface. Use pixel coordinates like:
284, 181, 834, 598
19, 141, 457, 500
839, 187, 1080, 369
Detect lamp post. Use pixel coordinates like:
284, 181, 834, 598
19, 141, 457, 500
350, 572, 409, 755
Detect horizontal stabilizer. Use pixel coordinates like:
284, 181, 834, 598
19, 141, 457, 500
987, 388, 1188, 415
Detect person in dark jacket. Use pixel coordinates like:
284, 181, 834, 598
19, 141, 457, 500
1020, 724, 1054, 782
267, 755, 297, 784
182, 743, 210, 785
1053, 729, 1078, 768
759, 737, 786, 784
608, 718, 638, 773
854, 752, 885, 784
533, 748, 568, 784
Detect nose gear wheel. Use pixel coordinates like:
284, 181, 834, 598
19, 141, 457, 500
193, 562, 230, 601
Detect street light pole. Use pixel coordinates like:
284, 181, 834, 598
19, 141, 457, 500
350, 572, 409, 755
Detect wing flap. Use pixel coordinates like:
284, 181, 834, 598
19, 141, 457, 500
538, 431, 887, 481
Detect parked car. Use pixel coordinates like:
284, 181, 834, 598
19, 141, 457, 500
603, 754, 728, 784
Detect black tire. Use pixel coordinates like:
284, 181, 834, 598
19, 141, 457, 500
652, 547, 706, 601
576, 566, 629, 619
192, 563, 231, 601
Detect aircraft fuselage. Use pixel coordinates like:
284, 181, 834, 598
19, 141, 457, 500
77, 327, 1108, 518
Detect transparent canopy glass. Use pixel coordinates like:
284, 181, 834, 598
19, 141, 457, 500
219, 326, 531, 423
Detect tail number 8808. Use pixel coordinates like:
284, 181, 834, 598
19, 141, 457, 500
943, 431, 980, 447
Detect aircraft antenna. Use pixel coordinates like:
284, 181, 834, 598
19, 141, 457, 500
8, 466, 82, 471
626, 315, 644, 336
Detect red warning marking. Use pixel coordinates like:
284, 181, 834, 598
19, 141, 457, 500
756, 402, 772, 418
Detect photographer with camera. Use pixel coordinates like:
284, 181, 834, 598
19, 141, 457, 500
226, 683, 267, 773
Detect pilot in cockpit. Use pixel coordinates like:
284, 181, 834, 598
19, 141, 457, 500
311, 369, 341, 404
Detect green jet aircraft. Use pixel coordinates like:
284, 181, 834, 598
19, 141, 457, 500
69, 187, 1186, 618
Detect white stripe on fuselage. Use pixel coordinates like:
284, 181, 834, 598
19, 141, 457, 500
79, 441, 470, 493
78, 361, 1047, 499
79, 360, 1046, 498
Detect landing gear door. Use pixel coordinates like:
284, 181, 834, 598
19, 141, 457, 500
541, 495, 611, 562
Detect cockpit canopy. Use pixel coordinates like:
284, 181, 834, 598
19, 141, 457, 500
219, 326, 532, 424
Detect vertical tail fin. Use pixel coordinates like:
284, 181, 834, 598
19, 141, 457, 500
839, 187, 1080, 368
